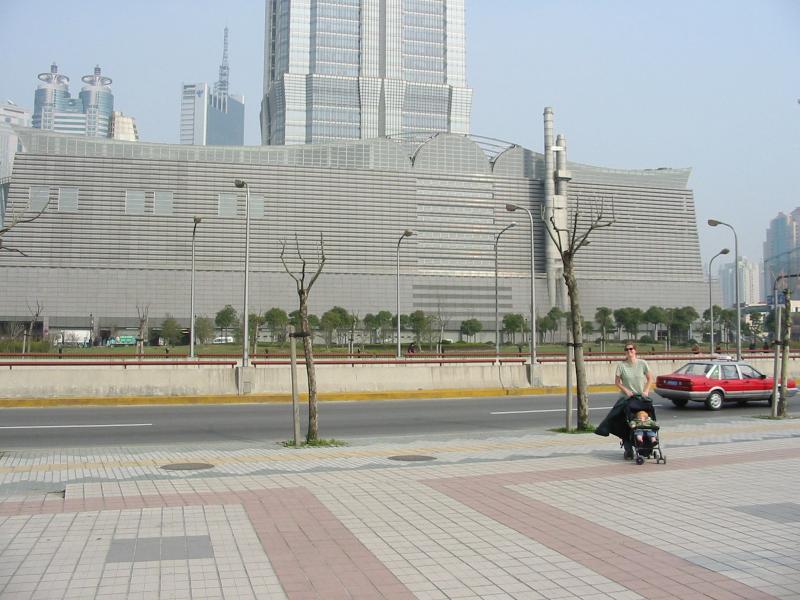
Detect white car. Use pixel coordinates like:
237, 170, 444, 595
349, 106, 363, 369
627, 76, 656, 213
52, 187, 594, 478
212, 336, 234, 344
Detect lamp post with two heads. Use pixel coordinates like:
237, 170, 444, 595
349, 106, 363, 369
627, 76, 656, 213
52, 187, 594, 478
505, 203, 537, 367
495, 222, 516, 359
234, 179, 251, 367
708, 219, 741, 360
708, 248, 729, 354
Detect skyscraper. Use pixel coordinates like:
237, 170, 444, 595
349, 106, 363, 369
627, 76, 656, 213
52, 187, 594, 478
110, 111, 139, 141
32, 63, 115, 137
720, 258, 761, 307
180, 28, 245, 146
260, 0, 472, 145
763, 209, 800, 299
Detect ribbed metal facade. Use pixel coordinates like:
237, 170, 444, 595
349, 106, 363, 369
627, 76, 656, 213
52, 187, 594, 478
0, 129, 705, 331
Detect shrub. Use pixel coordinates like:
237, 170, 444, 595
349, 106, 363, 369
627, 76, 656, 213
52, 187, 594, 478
638, 335, 655, 344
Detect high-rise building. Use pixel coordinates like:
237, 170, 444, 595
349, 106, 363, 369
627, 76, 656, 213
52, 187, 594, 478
180, 28, 245, 146
1, 101, 32, 127
32, 63, 114, 137
719, 258, 761, 308
79, 66, 114, 138
763, 209, 800, 299
109, 111, 139, 141
260, 0, 473, 145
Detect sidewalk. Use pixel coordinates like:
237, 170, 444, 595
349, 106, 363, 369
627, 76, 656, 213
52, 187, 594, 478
0, 417, 798, 599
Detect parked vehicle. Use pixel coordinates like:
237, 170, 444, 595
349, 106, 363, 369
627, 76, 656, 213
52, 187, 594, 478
212, 336, 234, 344
655, 359, 796, 410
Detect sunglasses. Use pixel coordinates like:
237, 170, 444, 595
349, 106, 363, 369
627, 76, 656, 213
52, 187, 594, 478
625, 347, 635, 351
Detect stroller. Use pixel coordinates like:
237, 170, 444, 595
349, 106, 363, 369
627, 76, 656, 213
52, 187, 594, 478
595, 394, 666, 465
623, 395, 666, 465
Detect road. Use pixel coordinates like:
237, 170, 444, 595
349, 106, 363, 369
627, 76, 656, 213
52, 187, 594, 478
0, 392, 789, 449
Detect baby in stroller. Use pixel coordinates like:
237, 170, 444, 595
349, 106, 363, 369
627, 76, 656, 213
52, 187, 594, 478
624, 396, 665, 465
596, 393, 666, 464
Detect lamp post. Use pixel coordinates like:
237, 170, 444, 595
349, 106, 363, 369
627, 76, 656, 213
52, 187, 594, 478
234, 179, 251, 367
708, 248, 730, 354
396, 229, 415, 358
708, 219, 741, 360
495, 222, 517, 359
189, 216, 202, 359
506, 203, 537, 366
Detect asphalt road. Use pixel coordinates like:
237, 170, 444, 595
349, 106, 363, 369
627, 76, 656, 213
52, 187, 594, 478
0, 392, 789, 449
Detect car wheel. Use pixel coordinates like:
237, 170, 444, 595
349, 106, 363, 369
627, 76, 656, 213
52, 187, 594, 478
768, 395, 774, 407
671, 399, 689, 408
705, 390, 724, 411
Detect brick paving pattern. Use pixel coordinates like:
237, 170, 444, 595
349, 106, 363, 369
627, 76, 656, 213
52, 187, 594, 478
0, 417, 798, 598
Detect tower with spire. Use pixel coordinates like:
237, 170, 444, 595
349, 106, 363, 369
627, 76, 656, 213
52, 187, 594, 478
180, 28, 244, 145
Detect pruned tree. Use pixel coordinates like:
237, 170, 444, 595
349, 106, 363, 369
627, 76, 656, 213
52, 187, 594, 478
23, 300, 44, 354
595, 307, 614, 352
160, 316, 181, 346
460, 318, 482, 342
280, 233, 326, 442
264, 307, 289, 342
136, 303, 149, 354
195, 316, 214, 344
543, 195, 615, 430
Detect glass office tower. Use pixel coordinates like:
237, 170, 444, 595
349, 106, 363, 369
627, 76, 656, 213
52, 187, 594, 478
260, 0, 472, 145
32, 63, 114, 138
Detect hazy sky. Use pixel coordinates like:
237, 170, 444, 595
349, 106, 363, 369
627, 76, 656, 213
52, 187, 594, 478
1, 0, 798, 271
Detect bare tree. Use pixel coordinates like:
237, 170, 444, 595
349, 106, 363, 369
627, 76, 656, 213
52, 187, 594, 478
136, 304, 149, 355
280, 233, 326, 442
543, 196, 615, 430
0, 202, 49, 256
23, 300, 44, 354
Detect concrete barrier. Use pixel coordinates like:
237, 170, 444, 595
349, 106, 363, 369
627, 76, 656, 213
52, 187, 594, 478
0, 356, 797, 400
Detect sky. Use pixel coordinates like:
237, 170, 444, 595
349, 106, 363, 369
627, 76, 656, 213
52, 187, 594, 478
1, 0, 798, 272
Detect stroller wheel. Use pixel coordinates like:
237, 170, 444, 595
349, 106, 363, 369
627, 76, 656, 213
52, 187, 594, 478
635, 456, 644, 465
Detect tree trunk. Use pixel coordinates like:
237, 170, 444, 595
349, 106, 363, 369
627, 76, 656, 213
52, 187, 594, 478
779, 288, 791, 418
298, 289, 319, 441
563, 260, 590, 429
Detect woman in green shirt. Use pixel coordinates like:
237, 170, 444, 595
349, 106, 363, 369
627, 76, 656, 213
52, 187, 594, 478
614, 343, 655, 459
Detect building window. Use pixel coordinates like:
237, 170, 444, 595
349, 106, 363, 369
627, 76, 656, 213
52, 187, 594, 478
125, 190, 146, 215
249, 194, 264, 218
57, 187, 79, 213
29, 186, 50, 211
154, 191, 174, 215
218, 192, 238, 217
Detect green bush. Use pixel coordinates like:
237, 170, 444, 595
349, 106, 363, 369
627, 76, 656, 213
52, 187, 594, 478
638, 335, 655, 344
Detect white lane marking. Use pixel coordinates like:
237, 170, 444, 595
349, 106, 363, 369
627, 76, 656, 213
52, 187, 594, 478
0, 423, 153, 429
491, 404, 664, 415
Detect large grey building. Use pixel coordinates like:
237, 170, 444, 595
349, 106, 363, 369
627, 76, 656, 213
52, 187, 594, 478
0, 109, 706, 339
260, 0, 472, 145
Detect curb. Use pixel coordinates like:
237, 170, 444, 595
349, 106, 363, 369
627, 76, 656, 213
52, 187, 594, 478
0, 385, 621, 408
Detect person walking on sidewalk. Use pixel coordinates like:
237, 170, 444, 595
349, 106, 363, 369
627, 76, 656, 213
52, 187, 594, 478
596, 343, 656, 459
614, 343, 655, 459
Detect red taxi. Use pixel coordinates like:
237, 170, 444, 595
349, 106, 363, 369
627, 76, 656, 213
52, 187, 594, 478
655, 360, 796, 410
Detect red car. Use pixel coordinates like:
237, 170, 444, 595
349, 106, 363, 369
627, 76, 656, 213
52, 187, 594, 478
655, 360, 796, 410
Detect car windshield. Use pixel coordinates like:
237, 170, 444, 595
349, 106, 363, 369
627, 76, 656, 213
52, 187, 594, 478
675, 363, 715, 376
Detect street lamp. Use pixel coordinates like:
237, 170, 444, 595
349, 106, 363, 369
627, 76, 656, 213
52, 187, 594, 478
506, 203, 537, 366
189, 216, 202, 359
495, 222, 517, 359
396, 229, 415, 358
234, 179, 251, 367
708, 248, 730, 354
708, 219, 741, 360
